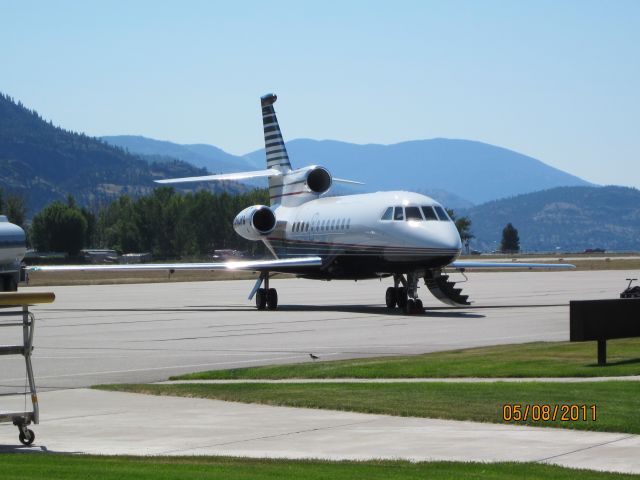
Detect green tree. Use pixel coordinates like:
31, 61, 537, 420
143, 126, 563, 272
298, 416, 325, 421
447, 209, 474, 244
30, 200, 88, 255
0, 188, 27, 227
5, 196, 26, 228
97, 195, 142, 253
500, 223, 520, 253
80, 207, 97, 248
92, 187, 270, 258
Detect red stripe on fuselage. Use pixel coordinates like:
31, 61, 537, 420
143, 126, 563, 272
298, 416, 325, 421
269, 191, 306, 200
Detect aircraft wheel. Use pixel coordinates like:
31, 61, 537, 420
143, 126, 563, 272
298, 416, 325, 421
385, 287, 397, 309
396, 288, 408, 310
255, 288, 267, 310
266, 288, 278, 310
404, 298, 415, 314
415, 299, 424, 313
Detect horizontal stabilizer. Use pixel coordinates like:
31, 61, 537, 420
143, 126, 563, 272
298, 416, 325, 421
155, 169, 282, 184
450, 261, 575, 269
28, 256, 322, 273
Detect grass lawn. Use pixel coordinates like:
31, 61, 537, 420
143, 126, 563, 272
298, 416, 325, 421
97, 380, 640, 434
171, 340, 640, 380
0, 455, 637, 480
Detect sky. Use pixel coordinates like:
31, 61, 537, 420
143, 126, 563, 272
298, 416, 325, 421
1, 0, 639, 188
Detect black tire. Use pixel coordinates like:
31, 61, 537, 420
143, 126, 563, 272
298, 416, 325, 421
255, 288, 267, 310
396, 287, 408, 310
19, 429, 34, 446
385, 287, 397, 309
404, 298, 415, 314
415, 299, 424, 312
267, 288, 278, 310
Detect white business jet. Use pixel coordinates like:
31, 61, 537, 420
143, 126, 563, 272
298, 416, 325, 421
32, 94, 573, 312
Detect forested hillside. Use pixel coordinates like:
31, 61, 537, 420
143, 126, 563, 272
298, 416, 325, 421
463, 186, 640, 252
0, 93, 242, 214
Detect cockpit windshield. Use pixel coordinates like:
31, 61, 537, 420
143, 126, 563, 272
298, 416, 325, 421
433, 206, 450, 221
421, 206, 438, 220
405, 206, 422, 220
380, 204, 451, 222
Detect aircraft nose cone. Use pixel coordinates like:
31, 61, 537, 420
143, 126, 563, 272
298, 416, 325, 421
406, 221, 461, 252
443, 223, 463, 251
426, 223, 462, 252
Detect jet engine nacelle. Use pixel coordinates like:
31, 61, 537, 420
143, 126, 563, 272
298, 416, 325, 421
233, 205, 277, 241
285, 166, 333, 195
305, 166, 332, 194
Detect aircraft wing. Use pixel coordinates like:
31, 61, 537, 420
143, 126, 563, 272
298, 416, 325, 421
27, 256, 322, 273
333, 177, 365, 185
155, 168, 282, 184
449, 261, 575, 269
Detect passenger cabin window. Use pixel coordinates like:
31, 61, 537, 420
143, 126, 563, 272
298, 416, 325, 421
381, 207, 393, 220
421, 206, 438, 220
433, 206, 450, 221
405, 206, 423, 221
393, 206, 404, 221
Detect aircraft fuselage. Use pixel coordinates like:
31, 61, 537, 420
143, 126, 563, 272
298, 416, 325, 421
269, 190, 462, 279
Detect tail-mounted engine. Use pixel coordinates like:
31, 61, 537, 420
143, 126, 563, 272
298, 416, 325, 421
269, 165, 333, 207
233, 205, 276, 241
305, 166, 332, 194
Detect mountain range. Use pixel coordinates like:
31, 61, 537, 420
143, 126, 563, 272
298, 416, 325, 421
246, 139, 593, 205
104, 135, 593, 207
101, 135, 258, 173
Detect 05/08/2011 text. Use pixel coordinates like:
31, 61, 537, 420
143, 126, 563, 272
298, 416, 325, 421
502, 404, 597, 423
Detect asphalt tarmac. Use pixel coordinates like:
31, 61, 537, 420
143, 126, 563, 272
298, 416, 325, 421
0, 269, 633, 390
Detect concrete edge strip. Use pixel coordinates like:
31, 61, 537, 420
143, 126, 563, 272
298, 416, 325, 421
536, 434, 637, 465
157, 376, 640, 385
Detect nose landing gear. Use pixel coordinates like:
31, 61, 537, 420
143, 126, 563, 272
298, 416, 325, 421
385, 273, 424, 314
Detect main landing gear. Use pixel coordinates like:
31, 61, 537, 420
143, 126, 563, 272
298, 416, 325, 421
255, 273, 278, 310
385, 272, 424, 314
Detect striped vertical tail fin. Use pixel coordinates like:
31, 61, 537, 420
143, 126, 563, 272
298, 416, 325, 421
261, 93, 292, 205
